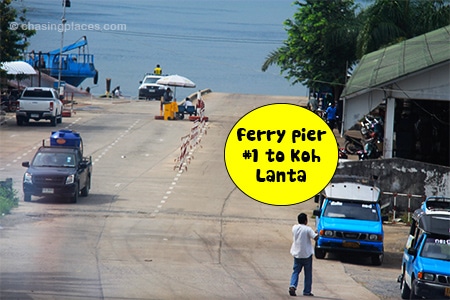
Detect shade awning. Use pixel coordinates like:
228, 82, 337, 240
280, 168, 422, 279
1, 61, 37, 75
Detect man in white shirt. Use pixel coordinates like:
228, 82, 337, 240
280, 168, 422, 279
184, 97, 194, 108
289, 213, 318, 297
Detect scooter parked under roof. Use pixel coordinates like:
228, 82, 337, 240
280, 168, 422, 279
344, 134, 364, 154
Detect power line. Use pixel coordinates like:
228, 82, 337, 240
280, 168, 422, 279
95, 29, 285, 45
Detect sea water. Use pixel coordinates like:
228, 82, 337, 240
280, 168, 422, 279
18, 0, 307, 99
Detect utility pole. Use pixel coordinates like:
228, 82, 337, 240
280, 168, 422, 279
57, 0, 70, 96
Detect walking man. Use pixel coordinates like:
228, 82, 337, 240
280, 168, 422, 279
289, 213, 318, 297
325, 102, 337, 131
307, 93, 319, 113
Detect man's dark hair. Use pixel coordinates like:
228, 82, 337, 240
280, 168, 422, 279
298, 213, 307, 224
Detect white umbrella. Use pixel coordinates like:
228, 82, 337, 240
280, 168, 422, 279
156, 74, 196, 99
156, 74, 196, 88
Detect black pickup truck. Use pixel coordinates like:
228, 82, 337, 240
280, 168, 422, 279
21, 130, 92, 203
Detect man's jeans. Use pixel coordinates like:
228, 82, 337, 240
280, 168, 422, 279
289, 255, 313, 294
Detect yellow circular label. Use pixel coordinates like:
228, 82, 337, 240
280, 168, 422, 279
224, 103, 338, 206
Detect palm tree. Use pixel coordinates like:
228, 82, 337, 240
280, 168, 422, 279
261, 48, 287, 73
261, 0, 359, 100
261, 0, 450, 99
411, 0, 450, 35
356, 0, 450, 58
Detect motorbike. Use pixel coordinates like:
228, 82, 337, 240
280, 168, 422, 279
344, 134, 364, 154
357, 137, 382, 160
1, 94, 18, 112
361, 115, 384, 142
345, 114, 384, 156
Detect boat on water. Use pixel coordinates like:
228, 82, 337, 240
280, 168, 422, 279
23, 36, 98, 87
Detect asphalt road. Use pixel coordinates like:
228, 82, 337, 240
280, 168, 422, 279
0, 93, 408, 299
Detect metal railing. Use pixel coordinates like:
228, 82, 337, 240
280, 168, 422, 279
382, 192, 426, 222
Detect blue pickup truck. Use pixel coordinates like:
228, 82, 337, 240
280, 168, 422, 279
313, 177, 387, 265
399, 197, 450, 299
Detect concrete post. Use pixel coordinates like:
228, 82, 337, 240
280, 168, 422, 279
383, 97, 395, 158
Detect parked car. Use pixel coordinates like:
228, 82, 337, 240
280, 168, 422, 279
16, 87, 63, 126
138, 73, 167, 100
399, 197, 450, 299
313, 176, 387, 265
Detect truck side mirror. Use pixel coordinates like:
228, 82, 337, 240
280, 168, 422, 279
314, 194, 319, 203
407, 247, 417, 257
22, 161, 30, 167
313, 209, 321, 217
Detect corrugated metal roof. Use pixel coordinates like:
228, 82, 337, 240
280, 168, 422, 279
343, 25, 450, 97
0, 61, 36, 75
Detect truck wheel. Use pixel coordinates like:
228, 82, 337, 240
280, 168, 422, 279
371, 253, 383, 265
400, 271, 411, 299
314, 247, 326, 259
16, 117, 24, 126
57, 113, 62, 124
70, 183, 79, 203
80, 176, 90, 197
50, 116, 57, 127
24, 193, 31, 202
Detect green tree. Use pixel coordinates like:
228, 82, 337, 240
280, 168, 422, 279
0, 0, 35, 62
356, 0, 450, 58
263, 0, 449, 100
411, 0, 450, 35
262, 0, 359, 101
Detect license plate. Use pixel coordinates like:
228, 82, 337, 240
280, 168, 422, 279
148, 89, 155, 92
343, 241, 360, 249
445, 287, 450, 297
31, 114, 39, 118
42, 188, 54, 194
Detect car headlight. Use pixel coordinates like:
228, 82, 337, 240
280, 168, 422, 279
65, 174, 75, 185
369, 234, 378, 241
24, 172, 32, 184
324, 230, 334, 237
418, 272, 435, 281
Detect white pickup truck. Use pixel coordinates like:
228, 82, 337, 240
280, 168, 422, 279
16, 87, 63, 126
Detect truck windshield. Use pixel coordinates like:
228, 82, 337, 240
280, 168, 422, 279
421, 237, 450, 261
323, 201, 379, 221
144, 77, 160, 84
32, 153, 76, 167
